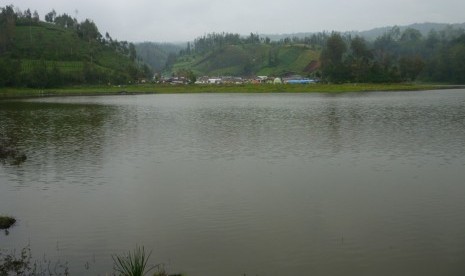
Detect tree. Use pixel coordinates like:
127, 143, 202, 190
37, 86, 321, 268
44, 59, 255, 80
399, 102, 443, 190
48, 63, 63, 87
399, 28, 424, 57
54, 13, 76, 28
176, 68, 196, 84
323, 33, 347, 64
267, 48, 278, 66
45, 9, 56, 23
372, 27, 402, 82
350, 36, 371, 60
400, 28, 422, 42
164, 52, 177, 70
430, 35, 465, 83
78, 19, 101, 42
28, 59, 48, 88
32, 10, 39, 23
320, 32, 350, 82
0, 57, 21, 87
399, 56, 425, 81
348, 36, 373, 82
0, 5, 16, 54
449, 42, 465, 83
129, 43, 136, 62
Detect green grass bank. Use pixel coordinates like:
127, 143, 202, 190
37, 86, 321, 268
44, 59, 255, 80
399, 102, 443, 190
1, 83, 461, 99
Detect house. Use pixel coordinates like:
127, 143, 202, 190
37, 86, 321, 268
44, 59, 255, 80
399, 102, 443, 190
208, 78, 222, 84
283, 75, 316, 84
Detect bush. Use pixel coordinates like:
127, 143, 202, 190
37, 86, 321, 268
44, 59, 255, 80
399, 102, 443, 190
0, 216, 16, 230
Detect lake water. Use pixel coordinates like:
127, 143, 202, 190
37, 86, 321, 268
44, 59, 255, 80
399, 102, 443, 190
1, 90, 465, 275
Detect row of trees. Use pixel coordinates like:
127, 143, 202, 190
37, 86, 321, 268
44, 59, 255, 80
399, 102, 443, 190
183, 32, 330, 57
0, 58, 145, 88
187, 32, 264, 55
0, 6, 16, 54
321, 26, 465, 83
44, 9, 135, 57
188, 32, 330, 56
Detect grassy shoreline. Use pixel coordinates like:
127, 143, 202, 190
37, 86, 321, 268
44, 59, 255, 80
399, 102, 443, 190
1, 83, 463, 99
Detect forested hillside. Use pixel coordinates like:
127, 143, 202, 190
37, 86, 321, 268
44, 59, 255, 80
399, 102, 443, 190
0, 5, 151, 88
320, 26, 465, 83
167, 24, 465, 83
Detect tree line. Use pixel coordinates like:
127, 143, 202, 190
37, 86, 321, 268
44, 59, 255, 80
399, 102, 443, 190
320, 26, 465, 83
181, 32, 330, 57
184, 32, 264, 55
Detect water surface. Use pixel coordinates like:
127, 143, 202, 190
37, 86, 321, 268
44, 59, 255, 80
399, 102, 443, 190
1, 90, 465, 275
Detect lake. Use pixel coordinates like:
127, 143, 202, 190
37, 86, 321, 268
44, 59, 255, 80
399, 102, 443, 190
1, 90, 465, 275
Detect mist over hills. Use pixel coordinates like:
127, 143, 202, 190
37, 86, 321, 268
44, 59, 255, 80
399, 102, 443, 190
261, 22, 465, 41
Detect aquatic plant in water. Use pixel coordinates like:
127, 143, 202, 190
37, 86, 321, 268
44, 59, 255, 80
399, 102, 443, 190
112, 246, 155, 276
0, 216, 16, 230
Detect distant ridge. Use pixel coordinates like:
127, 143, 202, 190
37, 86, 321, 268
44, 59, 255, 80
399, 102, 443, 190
261, 22, 465, 41
356, 22, 465, 40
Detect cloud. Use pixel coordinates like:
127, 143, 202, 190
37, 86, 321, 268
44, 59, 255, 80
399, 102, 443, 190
5, 0, 465, 42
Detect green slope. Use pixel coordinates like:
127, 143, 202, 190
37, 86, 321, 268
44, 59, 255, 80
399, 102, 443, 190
16, 23, 135, 76
1, 18, 145, 87
171, 43, 320, 77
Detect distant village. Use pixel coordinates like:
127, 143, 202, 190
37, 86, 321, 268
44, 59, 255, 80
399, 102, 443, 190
155, 75, 319, 85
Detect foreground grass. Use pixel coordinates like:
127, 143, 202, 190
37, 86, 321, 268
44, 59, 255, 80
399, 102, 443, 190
0, 83, 461, 99
1, 244, 180, 276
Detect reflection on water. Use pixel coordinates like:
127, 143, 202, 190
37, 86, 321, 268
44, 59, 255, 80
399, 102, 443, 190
1, 90, 465, 276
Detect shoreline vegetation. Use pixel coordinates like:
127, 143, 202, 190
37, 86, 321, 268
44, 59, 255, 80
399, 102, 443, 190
1, 83, 463, 99
0, 244, 180, 276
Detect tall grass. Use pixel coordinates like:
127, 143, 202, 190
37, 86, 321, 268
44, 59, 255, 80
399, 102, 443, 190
112, 246, 154, 276
0, 246, 69, 276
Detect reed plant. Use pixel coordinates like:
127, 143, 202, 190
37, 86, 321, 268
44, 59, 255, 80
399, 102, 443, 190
112, 246, 155, 276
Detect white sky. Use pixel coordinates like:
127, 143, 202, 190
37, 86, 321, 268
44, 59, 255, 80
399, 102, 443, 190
3, 0, 465, 42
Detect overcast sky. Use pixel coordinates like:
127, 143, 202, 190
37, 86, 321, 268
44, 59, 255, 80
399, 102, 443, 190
4, 0, 465, 42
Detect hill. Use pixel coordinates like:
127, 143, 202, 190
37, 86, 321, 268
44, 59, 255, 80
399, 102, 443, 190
135, 42, 185, 72
171, 44, 320, 77
0, 5, 150, 88
169, 36, 320, 77
164, 22, 465, 79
